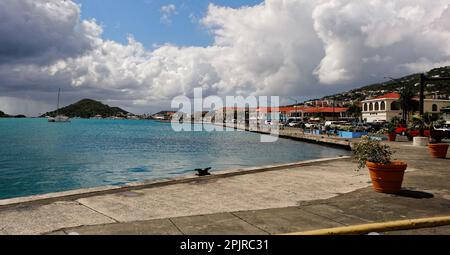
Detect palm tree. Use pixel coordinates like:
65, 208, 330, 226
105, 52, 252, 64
399, 86, 416, 123
346, 103, 362, 121
412, 113, 444, 141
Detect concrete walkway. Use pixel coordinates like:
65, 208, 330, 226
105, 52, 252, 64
1, 141, 449, 235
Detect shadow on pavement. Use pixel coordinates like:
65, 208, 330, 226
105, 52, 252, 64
393, 189, 434, 199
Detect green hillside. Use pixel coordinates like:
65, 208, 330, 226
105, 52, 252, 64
42, 99, 129, 118
324, 66, 450, 101
0, 110, 7, 118
0, 111, 26, 118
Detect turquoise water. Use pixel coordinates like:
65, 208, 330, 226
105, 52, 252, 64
0, 118, 349, 200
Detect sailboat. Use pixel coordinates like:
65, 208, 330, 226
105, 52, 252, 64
48, 88, 70, 123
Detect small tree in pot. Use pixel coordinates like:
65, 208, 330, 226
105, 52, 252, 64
384, 122, 397, 141
429, 120, 449, 159
413, 114, 449, 158
353, 137, 407, 193
381, 117, 400, 141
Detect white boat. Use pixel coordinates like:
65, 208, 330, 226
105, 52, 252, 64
48, 88, 70, 123
48, 115, 70, 123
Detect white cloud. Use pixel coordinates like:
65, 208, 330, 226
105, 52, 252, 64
1, 0, 450, 116
160, 4, 178, 25
312, 0, 450, 84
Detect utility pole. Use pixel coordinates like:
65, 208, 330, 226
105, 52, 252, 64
333, 97, 336, 121
419, 74, 425, 116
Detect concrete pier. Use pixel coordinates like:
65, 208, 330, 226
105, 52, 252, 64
219, 123, 353, 149
0, 140, 449, 235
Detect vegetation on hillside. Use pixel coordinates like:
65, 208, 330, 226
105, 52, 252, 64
324, 66, 450, 102
42, 99, 129, 118
0, 110, 26, 118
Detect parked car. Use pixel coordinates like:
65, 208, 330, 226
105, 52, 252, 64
433, 124, 450, 139
304, 123, 317, 128
366, 122, 384, 132
408, 129, 431, 137
392, 123, 431, 137
288, 121, 302, 127
325, 121, 347, 127
434, 124, 450, 132
394, 124, 408, 135
351, 122, 371, 132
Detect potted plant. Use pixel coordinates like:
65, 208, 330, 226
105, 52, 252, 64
385, 122, 397, 142
411, 113, 432, 146
353, 136, 407, 193
413, 114, 449, 158
384, 117, 401, 141
429, 120, 449, 159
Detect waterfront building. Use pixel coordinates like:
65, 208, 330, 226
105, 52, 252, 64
253, 106, 350, 122
286, 107, 350, 121
361, 93, 450, 123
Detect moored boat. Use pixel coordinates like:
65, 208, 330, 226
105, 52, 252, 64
48, 88, 70, 123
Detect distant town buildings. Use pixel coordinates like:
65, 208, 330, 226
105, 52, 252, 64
152, 83, 450, 124
214, 106, 350, 124
151, 111, 177, 121
304, 99, 346, 108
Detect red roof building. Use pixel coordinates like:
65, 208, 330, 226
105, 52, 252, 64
375, 93, 401, 99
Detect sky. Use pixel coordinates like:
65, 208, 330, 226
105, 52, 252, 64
0, 0, 450, 116
75, 0, 263, 47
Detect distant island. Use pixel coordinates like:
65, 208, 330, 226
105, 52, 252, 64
0, 110, 26, 118
41, 99, 130, 118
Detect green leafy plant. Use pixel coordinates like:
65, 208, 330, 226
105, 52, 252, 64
384, 122, 396, 133
352, 136, 394, 171
411, 113, 445, 142
338, 125, 365, 133
411, 113, 434, 130
391, 116, 402, 126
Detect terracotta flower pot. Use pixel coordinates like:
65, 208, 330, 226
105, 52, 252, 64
387, 133, 396, 142
428, 144, 449, 159
366, 161, 407, 194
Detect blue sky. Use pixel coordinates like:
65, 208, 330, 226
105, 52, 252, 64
75, 0, 263, 48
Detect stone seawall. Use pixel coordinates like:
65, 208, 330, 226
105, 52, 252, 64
219, 123, 352, 150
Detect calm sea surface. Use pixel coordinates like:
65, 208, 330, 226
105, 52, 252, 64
0, 118, 350, 199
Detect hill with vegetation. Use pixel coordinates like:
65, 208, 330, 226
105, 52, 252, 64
42, 99, 129, 118
324, 66, 450, 102
0, 110, 26, 118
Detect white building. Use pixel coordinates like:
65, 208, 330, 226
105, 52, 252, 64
362, 93, 450, 123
